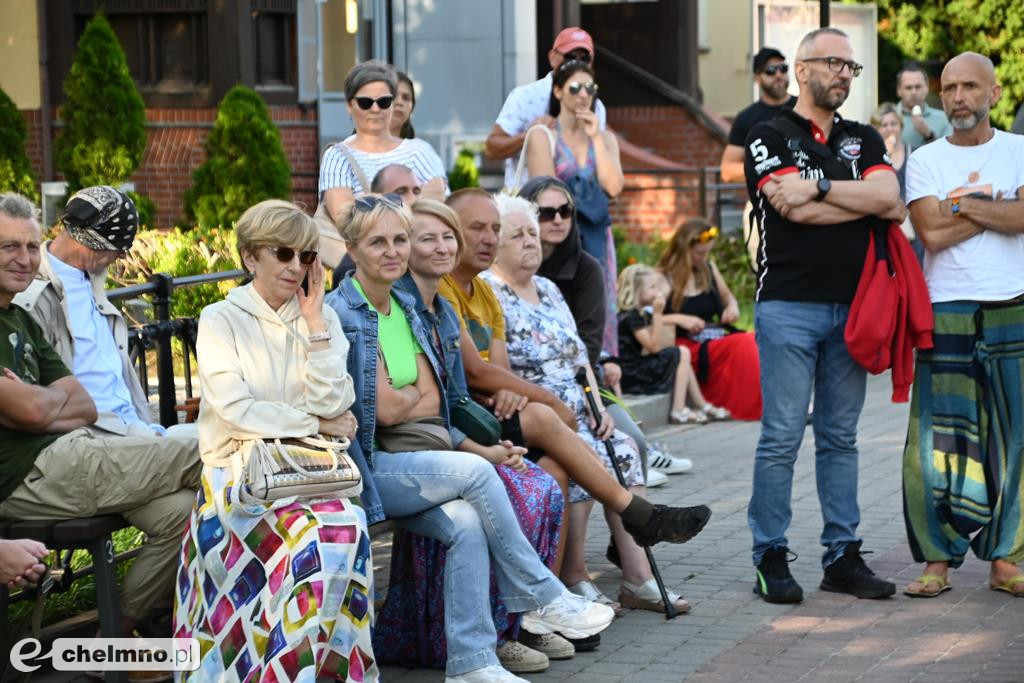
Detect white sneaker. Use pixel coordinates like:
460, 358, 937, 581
496, 640, 549, 673
645, 468, 669, 487
520, 590, 615, 639
648, 445, 693, 474
444, 664, 530, 682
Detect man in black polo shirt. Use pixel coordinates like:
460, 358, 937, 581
720, 47, 798, 183
743, 27, 906, 604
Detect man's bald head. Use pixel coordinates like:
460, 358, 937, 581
370, 164, 422, 204
940, 51, 1001, 132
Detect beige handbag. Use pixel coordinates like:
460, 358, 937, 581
235, 435, 362, 503
314, 142, 372, 268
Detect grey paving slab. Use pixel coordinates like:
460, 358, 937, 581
376, 375, 1023, 682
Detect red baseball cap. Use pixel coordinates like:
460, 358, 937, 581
552, 27, 594, 55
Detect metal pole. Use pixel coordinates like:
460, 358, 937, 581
820, 0, 830, 27
698, 166, 707, 218
148, 273, 178, 427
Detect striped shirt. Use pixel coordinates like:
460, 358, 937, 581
318, 138, 447, 198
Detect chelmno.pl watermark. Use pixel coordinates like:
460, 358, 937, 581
9, 637, 200, 674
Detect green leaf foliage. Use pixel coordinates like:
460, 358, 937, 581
448, 147, 479, 191
0, 86, 38, 201
856, 0, 1024, 129
184, 85, 292, 228
54, 14, 147, 192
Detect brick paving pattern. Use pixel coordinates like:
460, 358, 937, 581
380, 375, 1024, 682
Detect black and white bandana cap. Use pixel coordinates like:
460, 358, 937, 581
62, 185, 139, 252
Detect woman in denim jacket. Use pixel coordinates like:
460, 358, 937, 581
323, 194, 613, 683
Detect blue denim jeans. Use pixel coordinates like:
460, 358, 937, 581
748, 301, 867, 569
372, 449, 564, 675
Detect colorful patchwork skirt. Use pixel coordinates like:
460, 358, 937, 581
903, 298, 1024, 566
174, 466, 378, 682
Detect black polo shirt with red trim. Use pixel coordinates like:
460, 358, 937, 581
743, 107, 893, 304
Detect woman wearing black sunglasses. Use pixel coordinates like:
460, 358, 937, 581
319, 61, 447, 225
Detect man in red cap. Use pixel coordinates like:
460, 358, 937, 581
486, 27, 680, 186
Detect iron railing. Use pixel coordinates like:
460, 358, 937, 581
107, 269, 248, 427
619, 166, 746, 229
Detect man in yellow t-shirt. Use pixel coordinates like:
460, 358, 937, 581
439, 272, 504, 363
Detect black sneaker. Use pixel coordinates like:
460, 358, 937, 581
754, 547, 804, 603
622, 504, 711, 547
820, 541, 896, 599
562, 633, 600, 652
606, 541, 621, 570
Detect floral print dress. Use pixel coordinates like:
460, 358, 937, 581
482, 272, 643, 502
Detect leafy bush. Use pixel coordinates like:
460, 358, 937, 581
54, 14, 147, 194
0, 86, 38, 201
184, 85, 292, 228
612, 224, 666, 271
448, 147, 479, 191
108, 225, 241, 320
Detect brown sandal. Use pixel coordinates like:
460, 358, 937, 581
619, 579, 690, 614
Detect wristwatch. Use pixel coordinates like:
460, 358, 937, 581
815, 177, 832, 202
950, 197, 961, 216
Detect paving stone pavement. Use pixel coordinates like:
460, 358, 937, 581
378, 375, 1024, 682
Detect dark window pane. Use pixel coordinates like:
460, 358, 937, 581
254, 12, 294, 87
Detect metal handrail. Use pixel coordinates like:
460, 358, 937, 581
108, 269, 249, 426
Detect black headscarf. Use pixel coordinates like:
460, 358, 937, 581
519, 175, 582, 281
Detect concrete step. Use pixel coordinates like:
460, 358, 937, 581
622, 392, 671, 431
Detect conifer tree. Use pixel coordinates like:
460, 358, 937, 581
0, 87, 37, 201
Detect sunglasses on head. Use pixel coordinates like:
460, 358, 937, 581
267, 245, 318, 265
762, 63, 789, 76
537, 202, 573, 222
353, 95, 394, 110
567, 81, 598, 96
353, 193, 403, 213
695, 226, 720, 244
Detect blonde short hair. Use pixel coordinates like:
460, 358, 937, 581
337, 194, 413, 245
411, 198, 463, 255
494, 193, 539, 241
617, 264, 658, 312
870, 101, 902, 129
236, 200, 319, 262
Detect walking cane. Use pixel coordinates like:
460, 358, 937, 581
575, 369, 678, 620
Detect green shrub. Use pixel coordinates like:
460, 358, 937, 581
612, 224, 666, 271
54, 14, 147, 194
184, 85, 292, 228
448, 147, 479, 191
108, 226, 241, 320
0, 86, 38, 201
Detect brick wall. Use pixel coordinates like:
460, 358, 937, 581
22, 106, 319, 227
606, 104, 727, 242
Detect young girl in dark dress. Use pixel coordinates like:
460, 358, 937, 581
614, 265, 728, 424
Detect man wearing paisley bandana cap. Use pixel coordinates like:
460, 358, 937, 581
14, 186, 195, 439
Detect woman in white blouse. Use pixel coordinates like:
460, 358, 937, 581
175, 200, 378, 682
319, 61, 447, 223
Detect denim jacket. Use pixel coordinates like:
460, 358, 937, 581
324, 274, 465, 522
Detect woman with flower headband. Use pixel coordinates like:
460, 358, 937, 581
656, 217, 763, 421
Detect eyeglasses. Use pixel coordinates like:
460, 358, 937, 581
762, 63, 789, 76
267, 245, 318, 265
537, 202, 573, 222
558, 49, 591, 63
353, 193, 403, 213
567, 81, 598, 96
694, 226, 720, 244
800, 57, 863, 78
353, 95, 394, 110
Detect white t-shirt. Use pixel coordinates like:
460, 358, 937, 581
318, 137, 446, 198
905, 129, 1024, 303
494, 72, 608, 187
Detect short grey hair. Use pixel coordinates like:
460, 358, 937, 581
796, 27, 849, 60
0, 193, 40, 223
494, 193, 540, 241
344, 60, 398, 101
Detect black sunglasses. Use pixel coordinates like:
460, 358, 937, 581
567, 81, 598, 97
267, 245, 318, 265
353, 95, 394, 110
537, 202, 573, 222
762, 63, 789, 76
560, 49, 592, 63
353, 193, 403, 213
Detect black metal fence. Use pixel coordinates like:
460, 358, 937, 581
619, 165, 747, 230
107, 269, 248, 427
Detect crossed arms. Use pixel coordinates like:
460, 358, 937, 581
909, 186, 1024, 251
0, 371, 97, 433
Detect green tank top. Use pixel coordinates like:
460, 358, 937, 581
353, 279, 423, 389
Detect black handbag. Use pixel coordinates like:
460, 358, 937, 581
450, 396, 502, 446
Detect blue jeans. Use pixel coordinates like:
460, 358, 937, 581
371, 449, 564, 675
748, 301, 867, 568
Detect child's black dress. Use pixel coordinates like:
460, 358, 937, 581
613, 309, 680, 395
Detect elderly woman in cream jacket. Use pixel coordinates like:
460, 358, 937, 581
173, 200, 379, 683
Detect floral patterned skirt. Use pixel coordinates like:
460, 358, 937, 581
371, 461, 563, 669
174, 466, 377, 682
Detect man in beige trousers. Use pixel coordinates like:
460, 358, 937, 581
0, 192, 200, 636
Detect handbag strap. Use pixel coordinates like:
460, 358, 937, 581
332, 141, 372, 193
272, 437, 345, 477
509, 124, 556, 193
